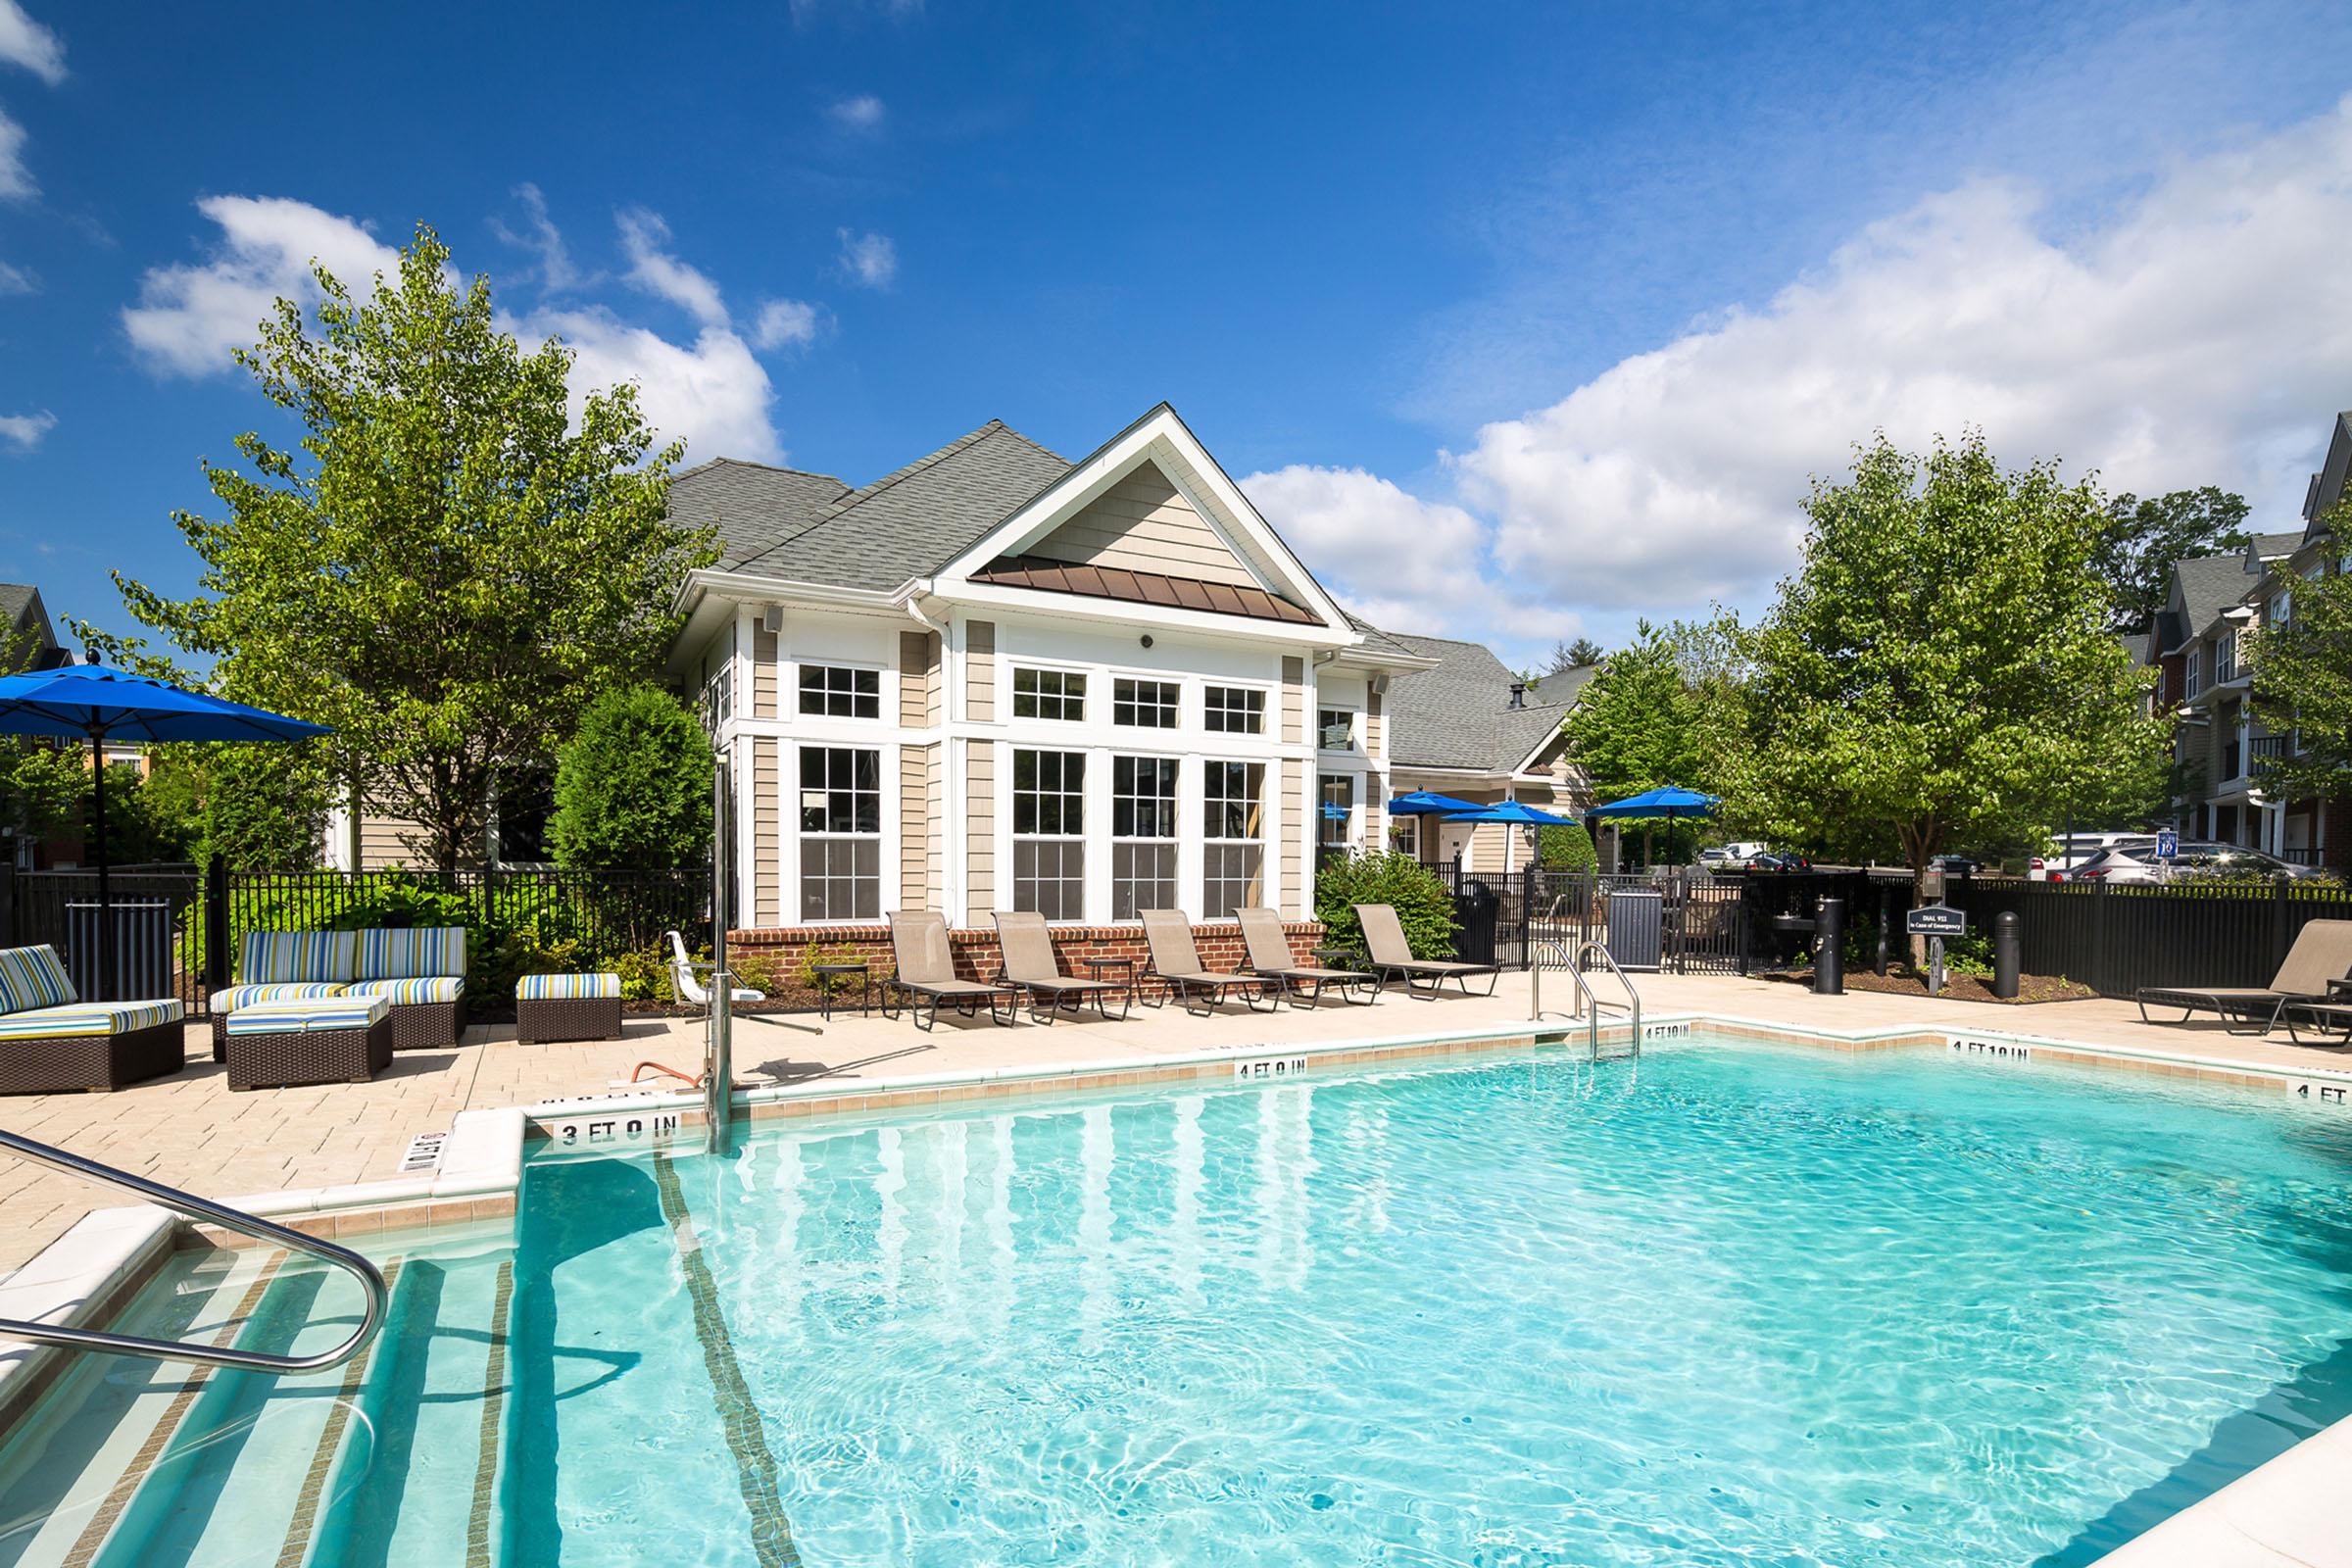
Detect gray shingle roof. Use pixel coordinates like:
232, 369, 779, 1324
0, 583, 35, 625
1385, 633, 1582, 773
2168, 554, 2258, 646
667, 459, 851, 570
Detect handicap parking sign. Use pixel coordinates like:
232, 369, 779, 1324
2155, 828, 2179, 860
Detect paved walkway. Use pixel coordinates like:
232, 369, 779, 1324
3, 972, 2348, 1274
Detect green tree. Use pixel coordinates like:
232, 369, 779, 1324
547, 684, 714, 868
2093, 487, 2251, 632
1737, 431, 2164, 896
0, 621, 84, 860
112, 224, 715, 869
1559, 618, 1743, 862
1546, 636, 1604, 672
2251, 502, 2352, 803
199, 743, 333, 870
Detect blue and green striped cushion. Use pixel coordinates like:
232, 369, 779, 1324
0, 945, 77, 1013
238, 931, 361, 986
0, 999, 182, 1040
223, 996, 389, 1035
515, 972, 620, 1001
354, 927, 466, 983
213, 982, 351, 1013
342, 976, 463, 1005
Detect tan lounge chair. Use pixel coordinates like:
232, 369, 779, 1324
1141, 910, 1278, 1016
885, 911, 1017, 1031
1236, 906, 1376, 1006
1354, 902, 1500, 999
2136, 918, 2352, 1036
994, 911, 1132, 1024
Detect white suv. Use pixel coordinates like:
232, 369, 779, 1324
2028, 832, 2140, 882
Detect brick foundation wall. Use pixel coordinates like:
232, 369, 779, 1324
729, 919, 1326, 988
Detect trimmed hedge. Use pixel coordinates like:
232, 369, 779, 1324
1314, 851, 1461, 961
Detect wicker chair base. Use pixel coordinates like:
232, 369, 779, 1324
0, 1017, 186, 1095
516, 996, 622, 1044
226, 1015, 393, 1091
389, 1000, 461, 1051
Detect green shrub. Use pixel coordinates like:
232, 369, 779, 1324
200, 742, 331, 871
1315, 850, 1460, 960
548, 684, 714, 869
1539, 821, 1597, 871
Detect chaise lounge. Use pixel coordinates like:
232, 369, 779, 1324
1354, 902, 1501, 999
994, 910, 1131, 1023
2135, 918, 2352, 1036
1236, 906, 1376, 1006
885, 910, 1018, 1030
1141, 909, 1279, 1016
0, 944, 185, 1094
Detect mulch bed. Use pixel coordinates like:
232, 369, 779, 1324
1763, 967, 2099, 1004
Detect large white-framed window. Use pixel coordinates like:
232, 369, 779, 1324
1012, 666, 1087, 722
2216, 630, 2238, 685
1012, 748, 1087, 918
1111, 755, 1179, 918
2184, 646, 2203, 700
1317, 706, 1358, 752
797, 746, 881, 920
1318, 773, 1356, 848
1202, 760, 1265, 917
799, 663, 881, 719
1203, 683, 1265, 735
1112, 676, 1180, 729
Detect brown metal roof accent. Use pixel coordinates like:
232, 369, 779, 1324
972, 554, 1323, 626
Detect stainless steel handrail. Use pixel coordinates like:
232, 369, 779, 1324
0, 1127, 388, 1373
1532, 939, 1642, 1058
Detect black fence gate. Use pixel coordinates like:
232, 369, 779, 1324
1438, 864, 1748, 975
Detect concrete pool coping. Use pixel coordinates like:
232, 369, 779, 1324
4, 1005, 2352, 1560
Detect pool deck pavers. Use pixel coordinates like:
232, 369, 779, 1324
2, 970, 2350, 1275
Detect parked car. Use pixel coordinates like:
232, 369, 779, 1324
1749, 850, 1813, 872
1701, 842, 1767, 868
2052, 841, 2324, 884
1931, 853, 1984, 875
2028, 831, 2142, 881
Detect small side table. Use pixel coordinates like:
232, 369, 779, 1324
1079, 954, 1140, 1012
1312, 945, 1361, 969
811, 961, 870, 1022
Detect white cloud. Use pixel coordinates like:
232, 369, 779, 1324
750, 298, 820, 351
122, 196, 403, 376
508, 307, 782, 465
0, 1, 63, 85
1241, 465, 1578, 644
0, 409, 54, 451
1450, 100, 2352, 611
826, 94, 885, 132
616, 207, 728, 326
489, 182, 579, 291
0, 258, 30, 294
0, 106, 30, 200
836, 228, 896, 288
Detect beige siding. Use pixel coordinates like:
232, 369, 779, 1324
899, 630, 938, 728
1280, 759, 1305, 913
752, 737, 780, 924
923, 743, 945, 909
965, 740, 996, 917
1029, 462, 1254, 586
1466, 821, 1510, 876
355, 809, 423, 870
965, 620, 996, 722
899, 743, 930, 912
753, 625, 778, 718
1280, 657, 1305, 744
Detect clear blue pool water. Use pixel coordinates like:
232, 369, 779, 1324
7, 1034, 2352, 1566
506, 1039, 2352, 1567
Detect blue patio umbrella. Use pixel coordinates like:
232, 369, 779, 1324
0, 663, 331, 998
1444, 799, 1579, 827
1387, 789, 1481, 816
1318, 800, 1349, 821
1588, 782, 1722, 868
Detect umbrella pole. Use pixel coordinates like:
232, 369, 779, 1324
89, 731, 112, 1003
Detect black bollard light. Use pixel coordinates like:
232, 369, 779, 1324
1814, 898, 1845, 996
1992, 909, 2020, 1001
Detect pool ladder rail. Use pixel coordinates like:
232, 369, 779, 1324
1532, 939, 1643, 1059
0, 1126, 388, 1374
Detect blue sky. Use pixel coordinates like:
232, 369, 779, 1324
4, 0, 2350, 666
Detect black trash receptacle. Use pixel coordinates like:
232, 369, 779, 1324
1455, 878, 1500, 965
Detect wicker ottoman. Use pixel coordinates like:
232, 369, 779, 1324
515, 972, 623, 1043
222, 997, 394, 1090
0, 1008, 186, 1094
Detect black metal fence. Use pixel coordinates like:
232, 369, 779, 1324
0, 862, 707, 1004
1940, 875, 2352, 998
1438, 864, 1745, 974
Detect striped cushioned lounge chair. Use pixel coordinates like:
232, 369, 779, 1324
220, 996, 392, 1089
347, 928, 467, 1050
236, 930, 362, 987
515, 972, 624, 1044
0, 944, 186, 1094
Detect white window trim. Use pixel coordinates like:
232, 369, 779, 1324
1007, 744, 1090, 921
1006, 661, 1093, 725
792, 658, 890, 722
1202, 678, 1274, 738
1109, 752, 1181, 918
1108, 672, 1184, 731
1201, 756, 1271, 919
1315, 703, 1361, 756
788, 741, 890, 923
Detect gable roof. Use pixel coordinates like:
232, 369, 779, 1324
1385, 632, 1583, 774
2250, 530, 2303, 561
2304, 410, 2352, 534
2157, 553, 2262, 651
666, 459, 852, 570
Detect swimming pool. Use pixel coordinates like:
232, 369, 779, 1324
5, 1032, 2351, 1565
